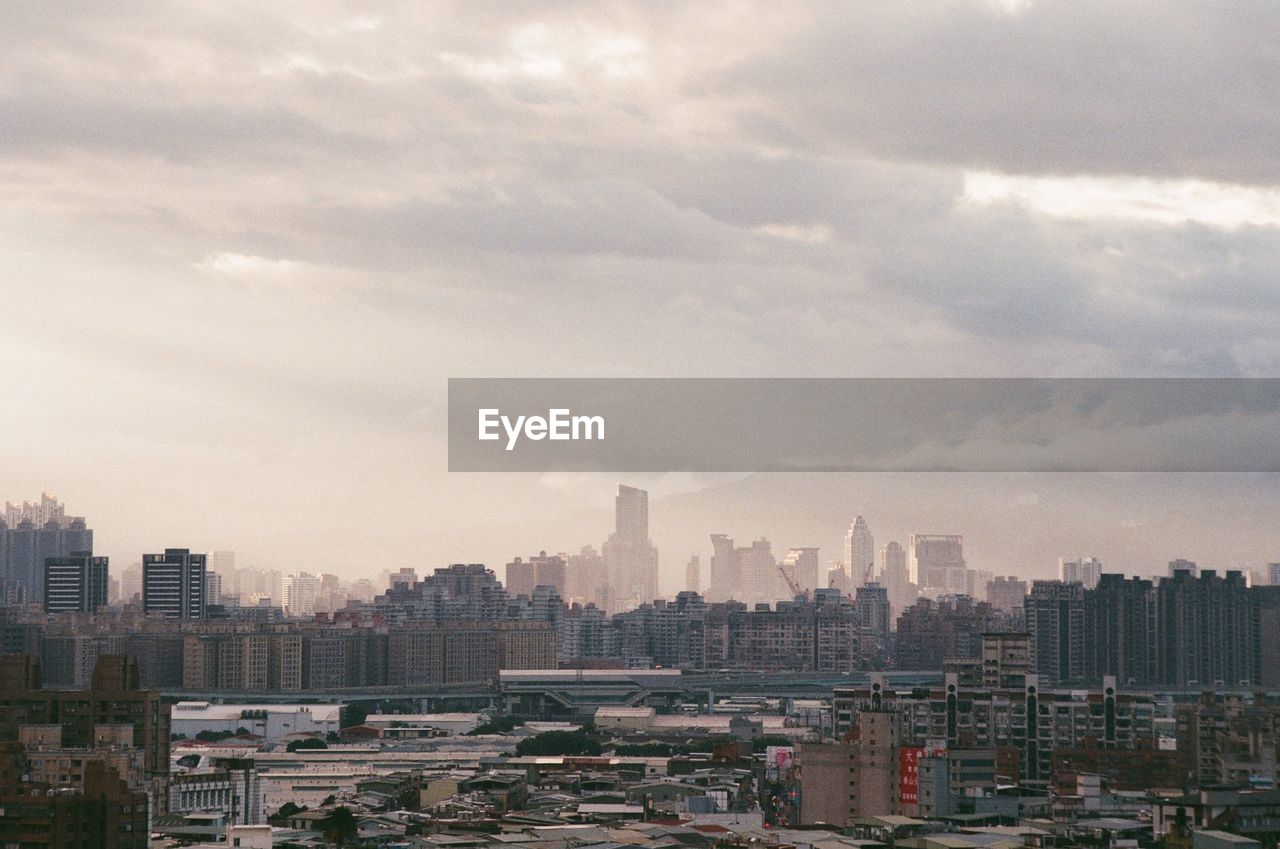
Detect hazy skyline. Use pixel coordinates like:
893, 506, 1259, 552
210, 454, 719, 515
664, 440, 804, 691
4, 2, 1280, 581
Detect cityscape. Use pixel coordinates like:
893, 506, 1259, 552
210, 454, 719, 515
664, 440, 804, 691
3, 488, 1280, 848
6, 1, 1280, 848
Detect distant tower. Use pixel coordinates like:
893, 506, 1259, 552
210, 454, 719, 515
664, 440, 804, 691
602, 484, 659, 611
844, 515, 875, 587
708, 534, 737, 603
782, 547, 820, 598
685, 555, 701, 593
1059, 557, 1102, 589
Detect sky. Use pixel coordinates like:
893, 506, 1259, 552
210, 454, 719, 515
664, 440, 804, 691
3, 1, 1280, 585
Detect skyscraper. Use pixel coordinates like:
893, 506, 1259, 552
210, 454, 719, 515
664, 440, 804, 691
708, 533, 737, 603
602, 484, 659, 611
1059, 556, 1103, 589
844, 515, 874, 587
685, 554, 701, 593
142, 549, 206, 619
0, 494, 93, 604
782, 547, 821, 598
909, 534, 966, 597
43, 551, 109, 614
285, 572, 320, 618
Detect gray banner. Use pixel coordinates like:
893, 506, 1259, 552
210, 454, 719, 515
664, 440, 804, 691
447, 378, 1280, 472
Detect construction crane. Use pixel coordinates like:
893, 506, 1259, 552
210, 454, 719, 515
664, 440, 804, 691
777, 563, 809, 600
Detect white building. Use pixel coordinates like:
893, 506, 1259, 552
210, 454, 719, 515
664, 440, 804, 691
284, 572, 319, 618
170, 701, 342, 740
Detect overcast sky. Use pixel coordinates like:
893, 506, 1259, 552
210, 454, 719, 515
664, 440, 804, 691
4, 1, 1280, 582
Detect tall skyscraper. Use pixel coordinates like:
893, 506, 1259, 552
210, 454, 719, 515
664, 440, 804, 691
685, 554, 701, 593
0, 494, 93, 604
708, 534, 737, 603
909, 534, 967, 597
1059, 556, 1103, 589
142, 549, 206, 619
1168, 558, 1198, 577
844, 515, 874, 587
602, 484, 659, 611
43, 551, 109, 614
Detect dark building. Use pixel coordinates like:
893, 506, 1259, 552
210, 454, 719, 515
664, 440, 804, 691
0, 654, 169, 778
43, 551, 109, 614
0, 495, 93, 604
1085, 574, 1156, 686
1025, 580, 1086, 685
1155, 569, 1257, 688
894, 596, 996, 670
142, 548, 206, 619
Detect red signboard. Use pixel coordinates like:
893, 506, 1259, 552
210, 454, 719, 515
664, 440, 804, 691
900, 746, 924, 805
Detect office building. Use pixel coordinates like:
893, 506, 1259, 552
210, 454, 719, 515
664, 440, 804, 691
1060, 556, 1103, 589
684, 554, 700, 593
909, 534, 967, 597
284, 572, 320, 618
505, 551, 567, 599
43, 551, 109, 614
844, 514, 875, 587
601, 485, 659, 611
0, 494, 93, 604
781, 547, 820, 598
142, 549, 207, 619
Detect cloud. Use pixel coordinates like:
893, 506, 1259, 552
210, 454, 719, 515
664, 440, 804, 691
4, 1, 1280, 573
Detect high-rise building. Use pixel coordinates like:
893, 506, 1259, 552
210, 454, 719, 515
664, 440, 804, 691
781, 547, 820, 598
986, 576, 1028, 614
601, 485, 659, 611
909, 534, 967, 597
1025, 580, 1086, 685
1269, 562, 1280, 586
566, 545, 607, 608
205, 571, 222, 606
285, 572, 320, 618
142, 549, 206, 619
878, 541, 915, 615
1168, 558, 1198, 577
1059, 556, 1103, 589
685, 554, 701, 593
844, 515, 875, 587
43, 552, 108, 615
505, 551, 567, 599
0, 494, 93, 604
708, 534, 737, 603
738, 538, 778, 604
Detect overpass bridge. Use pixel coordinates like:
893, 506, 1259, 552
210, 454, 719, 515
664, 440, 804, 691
160, 669, 945, 714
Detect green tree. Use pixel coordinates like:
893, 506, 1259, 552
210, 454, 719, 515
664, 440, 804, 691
286, 737, 328, 752
322, 807, 359, 845
514, 730, 602, 757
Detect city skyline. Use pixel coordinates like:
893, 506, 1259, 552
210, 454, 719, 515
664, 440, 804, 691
10, 476, 1280, 601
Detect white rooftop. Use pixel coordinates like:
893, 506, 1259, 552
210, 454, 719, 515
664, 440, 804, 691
172, 701, 343, 721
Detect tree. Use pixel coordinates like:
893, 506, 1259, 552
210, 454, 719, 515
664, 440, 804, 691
514, 730, 602, 757
286, 737, 328, 752
322, 807, 359, 845
468, 716, 523, 735
271, 801, 305, 823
